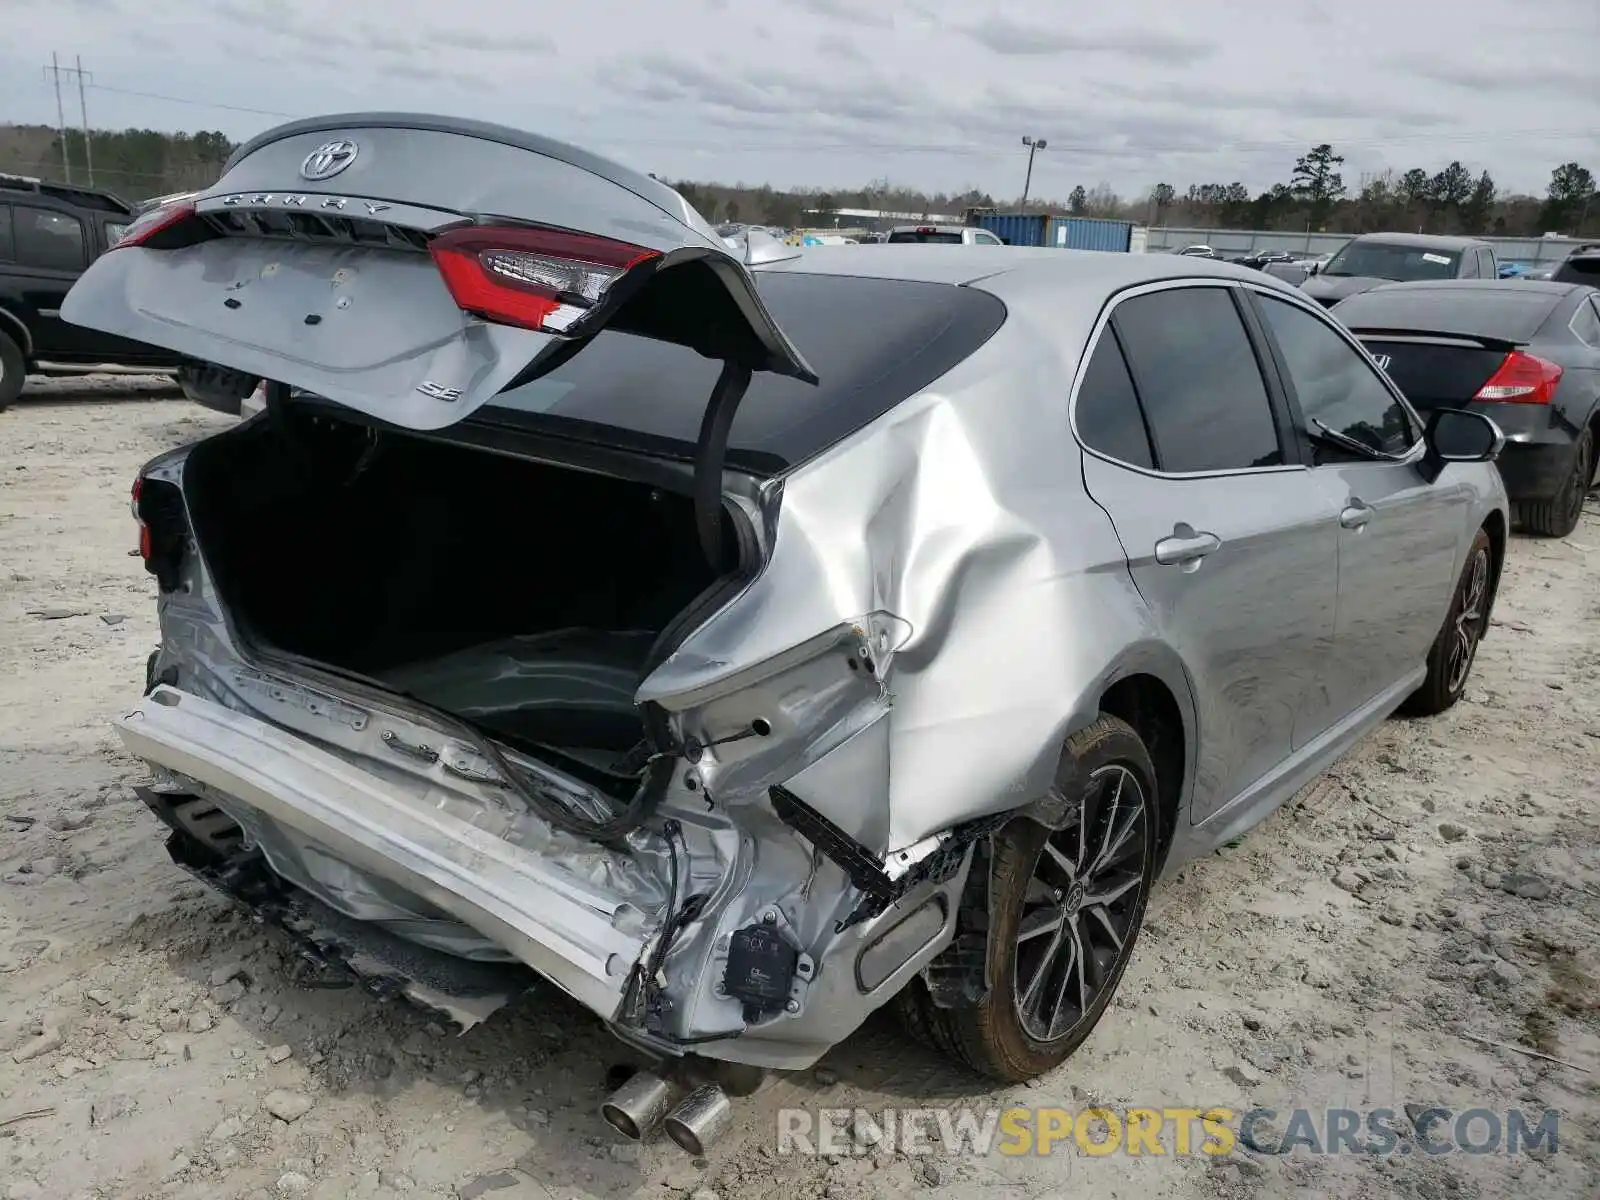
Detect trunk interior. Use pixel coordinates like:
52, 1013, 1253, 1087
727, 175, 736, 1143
181, 408, 736, 789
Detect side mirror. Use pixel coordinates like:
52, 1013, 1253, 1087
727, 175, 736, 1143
1001, 237, 1012, 245
1307, 262, 1321, 276
1419, 408, 1503, 482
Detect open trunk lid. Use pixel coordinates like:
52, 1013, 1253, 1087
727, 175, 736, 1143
61, 113, 815, 433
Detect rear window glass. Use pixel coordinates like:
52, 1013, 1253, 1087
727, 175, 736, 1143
887, 231, 963, 244
1323, 241, 1460, 282
0, 206, 12, 261
1554, 256, 1600, 284
482, 273, 1007, 473
1332, 287, 1562, 342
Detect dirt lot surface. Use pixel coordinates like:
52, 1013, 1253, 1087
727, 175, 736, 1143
2, 386, 1598, 1200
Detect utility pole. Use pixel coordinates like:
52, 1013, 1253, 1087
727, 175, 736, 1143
45, 53, 72, 183
42, 55, 95, 184
1020, 135, 1047, 209
75, 56, 95, 185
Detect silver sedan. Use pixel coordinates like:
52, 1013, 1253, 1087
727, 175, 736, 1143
64, 114, 1508, 1149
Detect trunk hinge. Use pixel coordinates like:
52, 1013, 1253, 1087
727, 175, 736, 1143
693, 361, 753, 572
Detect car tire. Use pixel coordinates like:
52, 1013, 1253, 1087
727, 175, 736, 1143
1516, 427, 1592, 539
1398, 527, 1493, 718
0, 330, 25, 412
893, 715, 1159, 1082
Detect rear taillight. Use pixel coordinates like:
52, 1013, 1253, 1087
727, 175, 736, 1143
1473, 350, 1563, 404
131, 476, 151, 560
109, 199, 200, 250
132, 473, 186, 591
429, 225, 661, 335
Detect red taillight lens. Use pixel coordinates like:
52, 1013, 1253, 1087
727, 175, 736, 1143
429, 225, 660, 334
132, 475, 150, 559
1473, 350, 1563, 404
109, 199, 199, 250
131, 472, 187, 590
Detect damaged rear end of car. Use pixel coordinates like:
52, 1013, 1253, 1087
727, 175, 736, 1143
72, 115, 1017, 1136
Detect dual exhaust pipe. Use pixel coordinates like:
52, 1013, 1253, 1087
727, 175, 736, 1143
600, 1070, 735, 1155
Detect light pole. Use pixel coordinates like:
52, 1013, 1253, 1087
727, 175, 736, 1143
1020, 135, 1047, 209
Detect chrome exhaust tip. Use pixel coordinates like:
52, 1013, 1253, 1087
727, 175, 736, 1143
600, 1070, 673, 1141
662, 1083, 734, 1156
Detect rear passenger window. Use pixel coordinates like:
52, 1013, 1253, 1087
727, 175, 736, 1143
1075, 331, 1154, 468
1571, 298, 1600, 348
0, 206, 13, 261
1111, 287, 1284, 473
14, 205, 87, 272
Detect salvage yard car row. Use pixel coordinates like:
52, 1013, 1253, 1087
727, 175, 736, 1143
16, 113, 1600, 1151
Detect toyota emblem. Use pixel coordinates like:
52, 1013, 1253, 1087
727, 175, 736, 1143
300, 139, 359, 181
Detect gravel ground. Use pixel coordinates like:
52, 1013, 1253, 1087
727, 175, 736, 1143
2, 386, 1597, 1200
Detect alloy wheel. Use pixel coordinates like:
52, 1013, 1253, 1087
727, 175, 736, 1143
1445, 546, 1490, 696
1012, 763, 1151, 1044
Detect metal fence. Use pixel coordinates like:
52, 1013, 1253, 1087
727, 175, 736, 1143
1143, 226, 1588, 266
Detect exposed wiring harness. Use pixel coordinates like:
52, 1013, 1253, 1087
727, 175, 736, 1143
620, 820, 747, 1047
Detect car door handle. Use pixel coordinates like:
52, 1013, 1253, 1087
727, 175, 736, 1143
1340, 500, 1373, 530
1154, 528, 1221, 568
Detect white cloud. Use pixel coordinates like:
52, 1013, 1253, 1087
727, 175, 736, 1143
1, 0, 1594, 198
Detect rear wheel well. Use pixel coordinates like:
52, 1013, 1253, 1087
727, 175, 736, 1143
1098, 674, 1185, 867
0, 308, 31, 359
1480, 509, 1507, 628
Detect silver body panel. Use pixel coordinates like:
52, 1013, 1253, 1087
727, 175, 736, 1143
74, 120, 1506, 1071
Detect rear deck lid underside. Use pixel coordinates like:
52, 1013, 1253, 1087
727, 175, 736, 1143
61, 114, 815, 432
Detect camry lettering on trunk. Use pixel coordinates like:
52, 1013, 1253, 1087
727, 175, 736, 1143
218, 194, 390, 215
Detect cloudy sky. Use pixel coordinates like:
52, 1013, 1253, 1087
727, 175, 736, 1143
3, 0, 1596, 202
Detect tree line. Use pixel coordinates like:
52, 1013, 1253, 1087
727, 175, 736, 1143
0, 124, 234, 200
1140, 145, 1596, 239
2, 123, 1594, 239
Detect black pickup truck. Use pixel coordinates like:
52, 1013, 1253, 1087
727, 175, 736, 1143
0, 174, 242, 412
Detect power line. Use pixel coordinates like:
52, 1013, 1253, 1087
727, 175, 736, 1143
84, 82, 301, 121
64, 80, 1596, 161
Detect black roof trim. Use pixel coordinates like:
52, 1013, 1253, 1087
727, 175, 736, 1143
0, 173, 135, 215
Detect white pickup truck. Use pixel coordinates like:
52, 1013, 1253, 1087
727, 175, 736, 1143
885, 224, 1005, 246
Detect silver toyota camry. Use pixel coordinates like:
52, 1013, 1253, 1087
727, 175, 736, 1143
65, 114, 1508, 1151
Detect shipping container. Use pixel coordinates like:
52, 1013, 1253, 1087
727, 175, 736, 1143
1052, 217, 1134, 252
972, 211, 1136, 251
974, 212, 1051, 247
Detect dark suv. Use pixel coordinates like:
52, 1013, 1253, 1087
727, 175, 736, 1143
0, 174, 242, 413
1552, 243, 1600, 286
